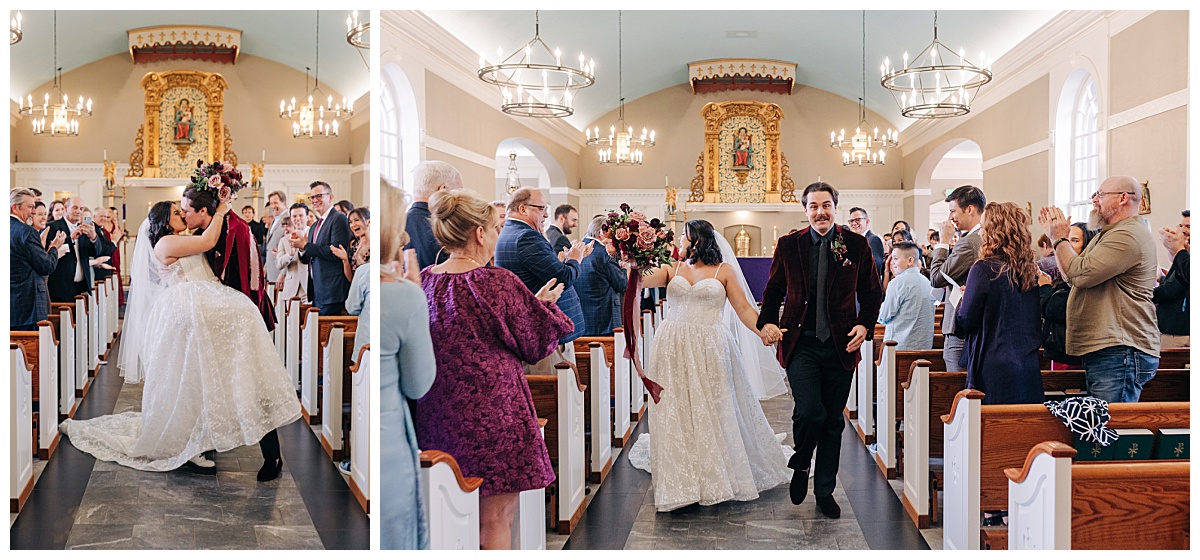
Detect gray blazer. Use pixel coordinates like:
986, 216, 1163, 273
928, 228, 984, 335
263, 217, 286, 281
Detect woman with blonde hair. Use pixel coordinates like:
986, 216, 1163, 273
379, 181, 436, 549
415, 189, 572, 549
954, 201, 1043, 404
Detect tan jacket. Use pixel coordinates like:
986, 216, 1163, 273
1063, 215, 1160, 357
276, 232, 309, 304
928, 227, 984, 335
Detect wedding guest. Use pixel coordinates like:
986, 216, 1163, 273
544, 203, 578, 255
577, 215, 626, 336
262, 190, 288, 281
930, 185, 986, 369
490, 201, 507, 222
99, 206, 127, 305
30, 202, 49, 232
955, 202, 1042, 404
416, 190, 572, 549
1039, 176, 1160, 403
334, 199, 355, 216
292, 181, 351, 315
48, 199, 66, 222
11, 188, 62, 331
333, 207, 370, 282
878, 242, 936, 350
1037, 234, 1055, 258
495, 187, 591, 372
1154, 209, 1189, 347
275, 214, 308, 304
883, 229, 920, 290
847, 206, 885, 276
90, 207, 118, 282
406, 160, 463, 268
1038, 222, 1096, 369
243, 205, 267, 248
379, 181, 435, 550
45, 196, 113, 302
30, 187, 43, 203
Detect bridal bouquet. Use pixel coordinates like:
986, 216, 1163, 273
599, 203, 673, 404
189, 160, 245, 197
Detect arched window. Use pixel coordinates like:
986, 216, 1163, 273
379, 79, 400, 189
1068, 77, 1099, 220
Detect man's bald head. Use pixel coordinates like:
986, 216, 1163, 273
1101, 175, 1142, 204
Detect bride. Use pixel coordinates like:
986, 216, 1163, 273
628, 219, 791, 511
61, 199, 301, 472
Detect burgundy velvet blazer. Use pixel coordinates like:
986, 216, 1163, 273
757, 225, 883, 371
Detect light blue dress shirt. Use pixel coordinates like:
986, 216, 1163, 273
878, 266, 937, 350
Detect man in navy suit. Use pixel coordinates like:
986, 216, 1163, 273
404, 161, 463, 268
847, 207, 886, 277
577, 215, 626, 336
544, 204, 578, 255
495, 187, 593, 371
10, 188, 63, 331
291, 181, 351, 316
44, 195, 113, 303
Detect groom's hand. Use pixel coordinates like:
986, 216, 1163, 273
760, 324, 784, 346
846, 325, 868, 353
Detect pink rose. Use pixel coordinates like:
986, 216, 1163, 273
657, 230, 668, 239
636, 237, 654, 250
207, 175, 223, 189
637, 228, 656, 245
615, 228, 630, 241
630, 211, 647, 223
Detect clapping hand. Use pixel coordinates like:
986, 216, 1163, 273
565, 240, 594, 262
535, 278, 565, 303
287, 231, 306, 249
1160, 227, 1187, 257
1038, 207, 1071, 241
331, 244, 349, 262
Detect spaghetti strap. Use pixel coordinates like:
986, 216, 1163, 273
713, 262, 724, 279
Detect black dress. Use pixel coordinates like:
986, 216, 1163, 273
954, 259, 1043, 404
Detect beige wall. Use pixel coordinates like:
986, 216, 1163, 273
1109, 11, 1188, 114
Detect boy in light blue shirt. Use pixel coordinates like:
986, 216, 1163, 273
878, 242, 936, 350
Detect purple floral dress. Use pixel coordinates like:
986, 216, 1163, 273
416, 266, 573, 496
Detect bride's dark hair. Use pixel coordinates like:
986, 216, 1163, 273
684, 220, 723, 266
146, 201, 176, 247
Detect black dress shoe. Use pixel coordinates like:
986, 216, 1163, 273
815, 495, 841, 518
789, 469, 809, 505
257, 458, 283, 481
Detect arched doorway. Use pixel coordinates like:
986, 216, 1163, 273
492, 138, 567, 205
915, 139, 983, 240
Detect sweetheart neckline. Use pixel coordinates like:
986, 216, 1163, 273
670, 275, 723, 288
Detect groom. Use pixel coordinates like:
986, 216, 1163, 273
182, 184, 285, 481
758, 182, 882, 518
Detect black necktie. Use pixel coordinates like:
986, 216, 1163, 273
816, 238, 831, 342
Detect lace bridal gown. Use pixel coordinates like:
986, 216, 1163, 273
61, 251, 300, 472
629, 265, 792, 511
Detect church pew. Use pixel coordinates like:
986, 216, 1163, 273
627, 311, 653, 424
1159, 347, 1189, 369
73, 296, 90, 397
421, 450, 483, 550
526, 362, 587, 534
511, 418, 549, 550
10, 323, 61, 460
284, 297, 303, 390
348, 345, 370, 513
318, 317, 359, 459
855, 338, 875, 445
1006, 441, 1189, 550
94, 279, 108, 362
610, 328, 633, 447
875, 342, 948, 479
11, 344, 35, 514
88, 282, 102, 369
271, 283, 286, 363
572, 337, 614, 484
49, 304, 78, 421
107, 275, 119, 345
940, 390, 1189, 550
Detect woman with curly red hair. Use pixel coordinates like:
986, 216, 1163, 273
953, 202, 1044, 404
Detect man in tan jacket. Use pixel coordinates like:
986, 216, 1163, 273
1038, 175, 1160, 403
929, 185, 986, 369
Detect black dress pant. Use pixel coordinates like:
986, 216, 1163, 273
786, 334, 855, 498
260, 429, 281, 462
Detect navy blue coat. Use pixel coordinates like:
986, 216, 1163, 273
955, 259, 1043, 404
404, 202, 448, 269
11, 216, 58, 328
494, 219, 584, 344
299, 209, 353, 313
576, 236, 626, 336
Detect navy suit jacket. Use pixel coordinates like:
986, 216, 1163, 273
494, 219, 584, 344
404, 202, 448, 269
865, 230, 886, 277
544, 225, 571, 255
577, 236, 627, 335
11, 217, 59, 328
44, 217, 112, 302
299, 209, 352, 312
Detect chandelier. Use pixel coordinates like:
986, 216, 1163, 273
18, 11, 92, 137
345, 10, 368, 49
477, 11, 595, 118
10, 10, 21, 45
881, 11, 992, 119
832, 12, 896, 167
280, 11, 352, 138
585, 11, 655, 166
504, 150, 522, 195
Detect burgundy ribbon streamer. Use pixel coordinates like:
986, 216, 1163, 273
623, 269, 664, 404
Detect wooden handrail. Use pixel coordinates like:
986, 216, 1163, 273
875, 339, 898, 367
9, 331, 39, 371
1004, 441, 1077, 483
1070, 460, 1190, 481
38, 320, 58, 347
348, 344, 371, 373
899, 359, 932, 391
554, 361, 587, 392
76, 294, 87, 312
52, 304, 75, 328
420, 450, 484, 493
941, 389, 985, 424
300, 307, 319, 329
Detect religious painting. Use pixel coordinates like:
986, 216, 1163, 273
159, 88, 208, 169
688, 100, 797, 204
128, 70, 234, 179
173, 98, 196, 144
1139, 180, 1151, 215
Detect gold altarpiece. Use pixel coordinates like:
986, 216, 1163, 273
126, 70, 239, 178
687, 101, 796, 204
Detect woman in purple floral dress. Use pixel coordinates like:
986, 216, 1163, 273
415, 191, 572, 550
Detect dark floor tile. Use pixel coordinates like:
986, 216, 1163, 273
65, 524, 134, 550
255, 525, 324, 550
194, 524, 260, 549
129, 524, 196, 549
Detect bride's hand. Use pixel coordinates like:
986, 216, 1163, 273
215, 198, 231, 217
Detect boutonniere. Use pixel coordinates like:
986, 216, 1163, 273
830, 230, 852, 266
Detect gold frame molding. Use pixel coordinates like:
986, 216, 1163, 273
688, 100, 796, 203
130, 70, 229, 178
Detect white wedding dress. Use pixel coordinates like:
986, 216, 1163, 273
630, 266, 792, 511
61, 250, 301, 472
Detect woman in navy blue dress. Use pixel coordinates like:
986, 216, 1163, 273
954, 202, 1044, 405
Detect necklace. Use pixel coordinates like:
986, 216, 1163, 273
449, 253, 486, 267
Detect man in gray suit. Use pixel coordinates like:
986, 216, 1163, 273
929, 185, 986, 369
262, 190, 288, 283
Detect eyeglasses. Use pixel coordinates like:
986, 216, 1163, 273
847, 218, 866, 225
311, 192, 332, 199
1091, 190, 1135, 199
525, 203, 548, 214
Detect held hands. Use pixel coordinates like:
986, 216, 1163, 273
1037, 207, 1071, 241
846, 325, 868, 353
759, 324, 786, 346
535, 277, 565, 303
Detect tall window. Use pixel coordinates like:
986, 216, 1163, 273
380, 80, 400, 189
1069, 78, 1099, 220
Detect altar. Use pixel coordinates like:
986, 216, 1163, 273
735, 257, 773, 303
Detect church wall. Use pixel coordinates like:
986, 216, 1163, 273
1109, 105, 1189, 265
1109, 11, 1188, 115
981, 152, 1052, 212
